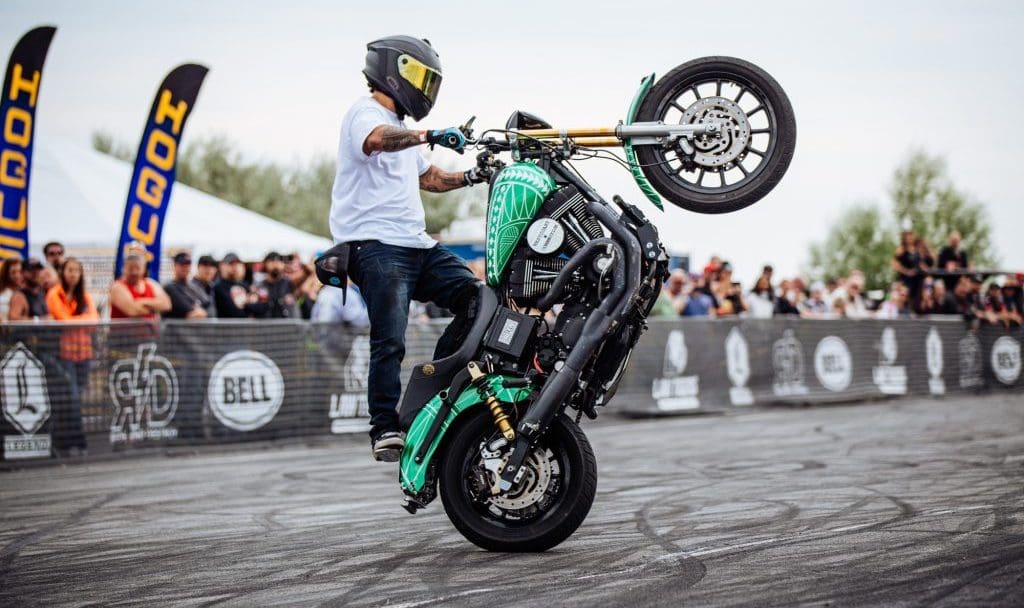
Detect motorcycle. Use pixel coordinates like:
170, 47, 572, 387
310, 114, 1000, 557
396, 56, 796, 551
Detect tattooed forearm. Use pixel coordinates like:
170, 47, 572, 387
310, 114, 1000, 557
419, 165, 467, 193
364, 125, 422, 154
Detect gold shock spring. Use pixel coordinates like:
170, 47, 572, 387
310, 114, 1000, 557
467, 361, 516, 441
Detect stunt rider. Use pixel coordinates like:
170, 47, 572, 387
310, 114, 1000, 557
325, 35, 491, 462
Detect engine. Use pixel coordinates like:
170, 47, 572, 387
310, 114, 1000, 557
506, 185, 605, 307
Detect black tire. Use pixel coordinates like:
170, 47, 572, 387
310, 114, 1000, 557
439, 409, 597, 552
636, 56, 796, 214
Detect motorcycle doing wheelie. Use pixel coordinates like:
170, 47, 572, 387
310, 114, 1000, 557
387, 57, 794, 551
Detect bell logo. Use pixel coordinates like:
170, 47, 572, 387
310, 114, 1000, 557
1, 343, 52, 459
991, 336, 1021, 386
208, 350, 284, 432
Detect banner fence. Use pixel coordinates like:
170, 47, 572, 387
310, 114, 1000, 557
1, 318, 1020, 464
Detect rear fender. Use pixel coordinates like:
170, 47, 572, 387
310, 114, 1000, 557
399, 374, 534, 495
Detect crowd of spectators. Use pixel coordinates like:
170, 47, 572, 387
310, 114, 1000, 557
653, 229, 1023, 327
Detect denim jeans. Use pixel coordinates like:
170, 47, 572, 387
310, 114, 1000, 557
56, 359, 89, 451
348, 241, 478, 439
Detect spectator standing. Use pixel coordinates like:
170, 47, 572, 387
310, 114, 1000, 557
936, 230, 970, 291
799, 281, 832, 318
747, 276, 775, 318
1003, 274, 1023, 321
9, 258, 49, 320
163, 253, 209, 319
892, 230, 922, 303
312, 280, 370, 327
290, 256, 319, 320
251, 251, 299, 319
45, 257, 96, 455
916, 236, 936, 271
190, 255, 219, 318
932, 279, 960, 315
774, 279, 800, 315
43, 241, 65, 272
652, 269, 688, 316
0, 258, 23, 321
109, 253, 172, 319
213, 252, 253, 318
682, 275, 716, 317
713, 262, 746, 317
876, 283, 912, 319
915, 279, 939, 316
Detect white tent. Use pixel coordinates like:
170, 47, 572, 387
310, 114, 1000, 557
27, 138, 333, 261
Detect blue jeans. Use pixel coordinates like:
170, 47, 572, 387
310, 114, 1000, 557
348, 241, 478, 439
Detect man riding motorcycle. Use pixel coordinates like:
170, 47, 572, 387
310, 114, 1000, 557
323, 35, 491, 462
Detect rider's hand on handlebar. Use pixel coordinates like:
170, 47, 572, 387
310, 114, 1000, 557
424, 127, 466, 153
463, 164, 493, 186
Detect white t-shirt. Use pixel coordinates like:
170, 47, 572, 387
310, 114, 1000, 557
329, 96, 435, 248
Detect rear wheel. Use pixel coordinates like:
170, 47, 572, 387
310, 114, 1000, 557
438, 409, 597, 552
636, 56, 796, 214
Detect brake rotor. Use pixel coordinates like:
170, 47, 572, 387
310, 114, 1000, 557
679, 96, 752, 168
486, 449, 554, 511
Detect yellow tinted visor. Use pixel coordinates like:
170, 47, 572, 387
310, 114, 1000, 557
397, 53, 442, 103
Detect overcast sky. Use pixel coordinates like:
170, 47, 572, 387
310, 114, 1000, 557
3, 0, 1022, 283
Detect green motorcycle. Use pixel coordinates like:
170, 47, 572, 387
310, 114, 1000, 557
397, 57, 796, 551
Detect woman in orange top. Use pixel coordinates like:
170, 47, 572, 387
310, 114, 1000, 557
45, 257, 97, 455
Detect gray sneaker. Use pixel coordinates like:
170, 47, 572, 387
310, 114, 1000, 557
372, 431, 405, 462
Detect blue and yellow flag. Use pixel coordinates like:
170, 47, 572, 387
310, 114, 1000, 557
114, 63, 207, 279
0, 26, 56, 261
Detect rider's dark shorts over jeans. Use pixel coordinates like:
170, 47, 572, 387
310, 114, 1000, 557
347, 240, 478, 440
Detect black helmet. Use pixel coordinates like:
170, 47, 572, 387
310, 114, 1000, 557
363, 35, 442, 122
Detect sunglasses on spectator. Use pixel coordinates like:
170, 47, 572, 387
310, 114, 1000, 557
45, 248, 63, 256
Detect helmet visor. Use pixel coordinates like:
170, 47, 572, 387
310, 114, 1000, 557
397, 54, 442, 104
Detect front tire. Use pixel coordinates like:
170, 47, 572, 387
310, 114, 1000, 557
439, 409, 597, 552
636, 56, 796, 214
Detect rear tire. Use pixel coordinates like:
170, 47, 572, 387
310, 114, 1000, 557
439, 409, 597, 552
636, 56, 796, 214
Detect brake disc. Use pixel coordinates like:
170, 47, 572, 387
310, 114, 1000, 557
680, 96, 752, 169
486, 449, 554, 511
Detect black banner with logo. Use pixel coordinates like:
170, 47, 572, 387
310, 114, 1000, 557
0, 26, 56, 260
0, 319, 1020, 463
114, 64, 207, 279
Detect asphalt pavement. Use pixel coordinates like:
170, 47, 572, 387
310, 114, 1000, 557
1, 393, 1022, 607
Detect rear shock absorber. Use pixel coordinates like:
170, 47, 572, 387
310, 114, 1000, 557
467, 361, 515, 441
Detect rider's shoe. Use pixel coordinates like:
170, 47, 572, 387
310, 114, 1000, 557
372, 431, 405, 462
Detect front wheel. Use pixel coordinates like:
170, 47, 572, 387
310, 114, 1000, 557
439, 409, 597, 552
636, 56, 796, 214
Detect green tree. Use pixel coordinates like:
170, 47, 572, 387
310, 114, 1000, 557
807, 151, 998, 290
808, 204, 895, 291
890, 151, 996, 267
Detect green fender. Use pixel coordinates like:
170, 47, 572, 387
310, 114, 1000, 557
624, 73, 664, 211
399, 374, 534, 494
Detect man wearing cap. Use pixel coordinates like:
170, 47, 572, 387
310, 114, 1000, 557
191, 255, 219, 318
163, 253, 210, 320
214, 253, 253, 318
324, 35, 493, 461
8, 258, 50, 320
250, 252, 298, 319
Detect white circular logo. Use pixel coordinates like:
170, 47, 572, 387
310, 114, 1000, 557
208, 350, 284, 431
814, 336, 852, 392
991, 336, 1022, 385
526, 218, 564, 254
